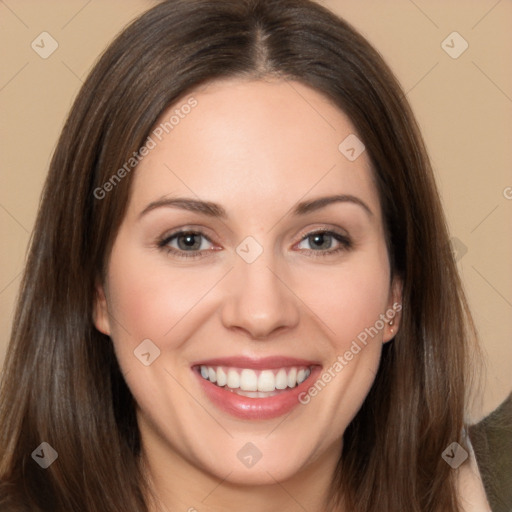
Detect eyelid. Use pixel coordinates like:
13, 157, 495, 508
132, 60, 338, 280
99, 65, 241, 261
160, 229, 211, 243
158, 224, 216, 243
294, 224, 350, 242
293, 227, 352, 254
156, 226, 219, 258
293, 221, 349, 240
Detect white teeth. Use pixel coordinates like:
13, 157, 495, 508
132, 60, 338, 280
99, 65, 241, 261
240, 369, 258, 391
287, 367, 297, 388
216, 367, 227, 387
258, 370, 276, 392
227, 369, 239, 389
275, 369, 288, 390
198, 365, 313, 392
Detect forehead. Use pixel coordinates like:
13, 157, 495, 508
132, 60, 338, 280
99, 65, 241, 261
128, 78, 379, 222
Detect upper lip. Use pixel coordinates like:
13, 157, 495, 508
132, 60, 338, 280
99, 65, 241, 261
191, 356, 321, 370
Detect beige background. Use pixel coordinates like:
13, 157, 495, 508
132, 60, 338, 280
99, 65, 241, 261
1, 0, 511, 420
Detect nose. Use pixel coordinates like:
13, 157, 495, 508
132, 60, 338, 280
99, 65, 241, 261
220, 251, 300, 340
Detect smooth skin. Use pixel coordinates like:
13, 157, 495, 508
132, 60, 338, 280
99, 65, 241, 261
93, 78, 488, 512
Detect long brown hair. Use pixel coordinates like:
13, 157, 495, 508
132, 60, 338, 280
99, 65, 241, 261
0, 0, 480, 510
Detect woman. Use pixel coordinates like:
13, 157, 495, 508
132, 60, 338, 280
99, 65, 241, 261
0, 0, 491, 510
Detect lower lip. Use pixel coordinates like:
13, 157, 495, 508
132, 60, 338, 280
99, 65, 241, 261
194, 366, 322, 420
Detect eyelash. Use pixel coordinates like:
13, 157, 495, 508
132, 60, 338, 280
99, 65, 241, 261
157, 228, 352, 259
298, 230, 352, 257
157, 230, 215, 259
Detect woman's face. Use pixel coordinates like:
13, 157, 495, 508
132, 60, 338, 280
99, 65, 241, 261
94, 78, 401, 488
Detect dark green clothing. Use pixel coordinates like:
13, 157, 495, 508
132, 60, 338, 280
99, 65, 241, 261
469, 393, 512, 512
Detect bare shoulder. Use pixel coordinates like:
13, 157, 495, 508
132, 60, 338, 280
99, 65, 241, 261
455, 441, 492, 512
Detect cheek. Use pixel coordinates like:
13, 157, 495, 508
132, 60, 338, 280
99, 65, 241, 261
297, 251, 391, 348
106, 241, 213, 337
291, 250, 390, 434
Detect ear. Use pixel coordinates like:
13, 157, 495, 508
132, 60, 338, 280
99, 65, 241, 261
93, 280, 111, 336
383, 276, 403, 343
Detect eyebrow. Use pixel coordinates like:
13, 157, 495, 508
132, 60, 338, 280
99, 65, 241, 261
294, 194, 373, 217
139, 197, 226, 219
138, 194, 373, 220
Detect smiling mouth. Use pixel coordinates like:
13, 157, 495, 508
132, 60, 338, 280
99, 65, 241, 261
195, 365, 313, 398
